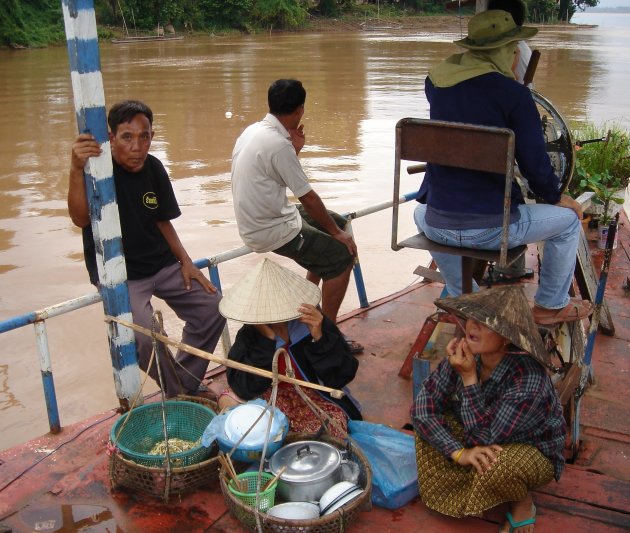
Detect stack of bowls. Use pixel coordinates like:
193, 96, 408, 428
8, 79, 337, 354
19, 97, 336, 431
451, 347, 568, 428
267, 501, 320, 520
318, 481, 364, 516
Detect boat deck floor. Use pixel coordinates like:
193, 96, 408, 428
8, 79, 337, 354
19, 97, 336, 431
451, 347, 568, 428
1, 219, 630, 532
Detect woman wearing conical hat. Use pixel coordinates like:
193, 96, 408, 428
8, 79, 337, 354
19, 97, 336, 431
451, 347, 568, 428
412, 286, 566, 532
216, 258, 362, 436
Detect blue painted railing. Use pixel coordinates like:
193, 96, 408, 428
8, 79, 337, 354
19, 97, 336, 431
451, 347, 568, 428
0, 192, 419, 435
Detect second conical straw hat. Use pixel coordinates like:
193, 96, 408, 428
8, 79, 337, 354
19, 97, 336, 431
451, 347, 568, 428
435, 285, 551, 368
219, 258, 321, 324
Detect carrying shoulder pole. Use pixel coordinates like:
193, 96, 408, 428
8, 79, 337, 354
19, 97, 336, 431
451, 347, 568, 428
62, 0, 141, 410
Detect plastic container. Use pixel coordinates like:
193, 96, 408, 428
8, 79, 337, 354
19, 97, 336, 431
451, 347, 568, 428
227, 472, 276, 512
215, 403, 289, 463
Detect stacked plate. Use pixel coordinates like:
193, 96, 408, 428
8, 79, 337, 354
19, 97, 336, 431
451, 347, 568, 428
266, 481, 364, 520
267, 501, 320, 520
318, 481, 364, 516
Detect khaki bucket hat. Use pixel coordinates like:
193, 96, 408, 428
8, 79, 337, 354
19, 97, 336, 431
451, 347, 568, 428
454, 10, 538, 50
219, 258, 321, 324
434, 285, 550, 367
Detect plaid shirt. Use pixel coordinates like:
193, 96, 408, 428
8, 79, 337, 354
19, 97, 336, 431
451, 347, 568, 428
412, 353, 566, 480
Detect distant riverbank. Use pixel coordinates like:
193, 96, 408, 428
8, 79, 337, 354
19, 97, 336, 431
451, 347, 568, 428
226, 14, 587, 35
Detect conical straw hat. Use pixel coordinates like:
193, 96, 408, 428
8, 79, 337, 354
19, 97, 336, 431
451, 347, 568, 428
434, 285, 550, 368
219, 258, 321, 324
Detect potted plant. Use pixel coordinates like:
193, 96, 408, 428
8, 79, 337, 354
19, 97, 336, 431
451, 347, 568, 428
569, 123, 630, 248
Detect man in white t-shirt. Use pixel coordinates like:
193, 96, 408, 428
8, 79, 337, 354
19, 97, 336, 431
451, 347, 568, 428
231, 79, 362, 353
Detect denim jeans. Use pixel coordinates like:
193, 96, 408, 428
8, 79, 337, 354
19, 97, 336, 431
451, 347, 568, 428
414, 203, 580, 309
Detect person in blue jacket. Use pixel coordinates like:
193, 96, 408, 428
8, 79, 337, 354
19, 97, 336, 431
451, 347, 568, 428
414, 10, 591, 326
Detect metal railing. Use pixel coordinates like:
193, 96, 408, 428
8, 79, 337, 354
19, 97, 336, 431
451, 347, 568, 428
0, 192, 418, 436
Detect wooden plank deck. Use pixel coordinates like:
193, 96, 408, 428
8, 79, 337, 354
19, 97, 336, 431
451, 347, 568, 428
1, 216, 629, 532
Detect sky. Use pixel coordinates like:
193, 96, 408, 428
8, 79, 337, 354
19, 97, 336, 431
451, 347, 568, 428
591, 0, 630, 7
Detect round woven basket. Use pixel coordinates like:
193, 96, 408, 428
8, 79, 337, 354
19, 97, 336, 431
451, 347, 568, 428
220, 432, 372, 532
110, 399, 216, 468
109, 396, 221, 501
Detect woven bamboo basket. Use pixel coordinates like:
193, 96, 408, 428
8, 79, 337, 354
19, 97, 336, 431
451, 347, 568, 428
108, 395, 221, 501
220, 432, 373, 532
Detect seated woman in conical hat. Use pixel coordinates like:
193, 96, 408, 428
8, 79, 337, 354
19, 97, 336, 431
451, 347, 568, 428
412, 285, 566, 533
217, 258, 362, 436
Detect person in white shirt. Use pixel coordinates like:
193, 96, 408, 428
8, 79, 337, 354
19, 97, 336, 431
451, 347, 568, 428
230, 79, 363, 353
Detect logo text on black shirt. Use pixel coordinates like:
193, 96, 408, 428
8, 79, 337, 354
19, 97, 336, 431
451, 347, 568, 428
143, 192, 158, 209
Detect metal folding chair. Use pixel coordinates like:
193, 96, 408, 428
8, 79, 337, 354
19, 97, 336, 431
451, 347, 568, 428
391, 118, 527, 377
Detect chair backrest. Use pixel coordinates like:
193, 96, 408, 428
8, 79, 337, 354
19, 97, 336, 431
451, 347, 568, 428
392, 118, 516, 268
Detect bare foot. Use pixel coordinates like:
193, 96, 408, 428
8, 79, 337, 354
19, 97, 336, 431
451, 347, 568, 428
499, 494, 537, 533
217, 387, 244, 411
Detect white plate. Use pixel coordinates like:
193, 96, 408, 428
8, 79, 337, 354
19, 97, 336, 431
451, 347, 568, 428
318, 481, 358, 512
224, 404, 271, 447
321, 488, 364, 516
267, 502, 320, 520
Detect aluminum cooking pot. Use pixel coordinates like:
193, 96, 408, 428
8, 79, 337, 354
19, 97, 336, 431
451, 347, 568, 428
269, 440, 344, 502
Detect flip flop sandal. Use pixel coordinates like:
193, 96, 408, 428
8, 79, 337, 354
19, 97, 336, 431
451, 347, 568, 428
501, 504, 537, 533
533, 300, 593, 325
343, 336, 364, 355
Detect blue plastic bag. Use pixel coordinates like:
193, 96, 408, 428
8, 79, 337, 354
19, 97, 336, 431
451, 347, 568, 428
201, 399, 289, 462
348, 420, 418, 509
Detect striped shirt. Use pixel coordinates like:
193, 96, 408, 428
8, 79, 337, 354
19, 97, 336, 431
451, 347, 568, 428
412, 353, 566, 480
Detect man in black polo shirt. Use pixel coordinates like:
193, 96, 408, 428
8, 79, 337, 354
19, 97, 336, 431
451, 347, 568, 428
68, 100, 225, 397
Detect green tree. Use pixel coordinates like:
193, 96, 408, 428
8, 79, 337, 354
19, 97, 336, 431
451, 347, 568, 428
251, 0, 308, 29
0, 0, 65, 47
527, 0, 598, 22
559, 0, 599, 22
199, 0, 253, 29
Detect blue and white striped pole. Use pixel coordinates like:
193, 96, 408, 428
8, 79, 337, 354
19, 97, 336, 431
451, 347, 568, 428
62, 0, 141, 408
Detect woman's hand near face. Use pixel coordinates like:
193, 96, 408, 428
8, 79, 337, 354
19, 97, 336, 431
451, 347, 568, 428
298, 303, 323, 341
446, 338, 477, 386
454, 444, 503, 475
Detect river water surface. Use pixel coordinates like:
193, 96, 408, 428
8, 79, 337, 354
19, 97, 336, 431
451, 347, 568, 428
1, 13, 629, 450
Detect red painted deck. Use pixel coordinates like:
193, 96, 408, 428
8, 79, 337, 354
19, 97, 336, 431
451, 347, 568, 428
1, 216, 630, 532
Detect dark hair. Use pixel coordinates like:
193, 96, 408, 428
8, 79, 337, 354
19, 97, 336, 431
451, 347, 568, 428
107, 100, 153, 134
487, 0, 526, 26
268, 79, 306, 116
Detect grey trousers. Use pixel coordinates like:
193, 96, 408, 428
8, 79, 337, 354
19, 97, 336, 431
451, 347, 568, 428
127, 262, 225, 397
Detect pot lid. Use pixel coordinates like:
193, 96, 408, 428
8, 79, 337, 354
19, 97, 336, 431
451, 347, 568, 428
270, 441, 341, 483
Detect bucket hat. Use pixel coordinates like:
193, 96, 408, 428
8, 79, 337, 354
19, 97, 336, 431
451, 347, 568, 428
434, 285, 550, 367
454, 10, 538, 50
219, 258, 321, 324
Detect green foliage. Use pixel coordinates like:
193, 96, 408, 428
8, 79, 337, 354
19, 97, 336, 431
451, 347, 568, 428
527, 0, 559, 22
158, 0, 185, 26
527, 0, 598, 22
570, 123, 630, 224
199, 0, 254, 29
113, 0, 160, 30
0, 0, 503, 47
315, 0, 341, 17
0, 0, 65, 47
251, 0, 308, 29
